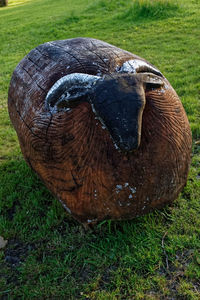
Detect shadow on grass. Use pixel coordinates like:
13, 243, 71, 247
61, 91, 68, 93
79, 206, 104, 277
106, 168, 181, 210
0, 158, 171, 298
0, 156, 199, 298
1, 157, 199, 299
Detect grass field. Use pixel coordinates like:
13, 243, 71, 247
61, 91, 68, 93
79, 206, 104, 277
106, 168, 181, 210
0, 0, 200, 299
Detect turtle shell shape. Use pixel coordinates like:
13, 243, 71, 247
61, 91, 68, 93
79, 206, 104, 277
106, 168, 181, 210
8, 38, 192, 226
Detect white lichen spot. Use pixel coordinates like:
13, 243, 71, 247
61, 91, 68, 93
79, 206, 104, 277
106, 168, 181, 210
129, 194, 133, 199
92, 103, 107, 130
58, 198, 71, 214
129, 187, 136, 194
116, 184, 123, 194
87, 218, 98, 224
159, 88, 165, 94
113, 142, 120, 150
96, 70, 102, 76
116, 184, 123, 189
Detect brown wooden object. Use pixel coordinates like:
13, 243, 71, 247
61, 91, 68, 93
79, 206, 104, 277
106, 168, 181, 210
8, 38, 192, 226
0, 0, 8, 7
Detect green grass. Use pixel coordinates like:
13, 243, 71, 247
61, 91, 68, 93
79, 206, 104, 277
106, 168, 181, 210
0, 0, 200, 298
117, 0, 181, 21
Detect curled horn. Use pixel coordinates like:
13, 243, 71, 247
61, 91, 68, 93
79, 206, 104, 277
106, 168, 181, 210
119, 59, 164, 78
45, 73, 101, 112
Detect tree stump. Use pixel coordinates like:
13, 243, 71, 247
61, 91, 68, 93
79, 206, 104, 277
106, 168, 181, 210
0, 0, 8, 7
8, 38, 192, 227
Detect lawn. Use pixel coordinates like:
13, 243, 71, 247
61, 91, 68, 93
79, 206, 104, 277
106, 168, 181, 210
0, 0, 200, 299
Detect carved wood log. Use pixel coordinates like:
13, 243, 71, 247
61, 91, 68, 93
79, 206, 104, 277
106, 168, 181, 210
8, 38, 192, 226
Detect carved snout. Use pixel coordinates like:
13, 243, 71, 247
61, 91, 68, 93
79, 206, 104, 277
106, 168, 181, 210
45, 72, 164, 152
92, 73, 164, 151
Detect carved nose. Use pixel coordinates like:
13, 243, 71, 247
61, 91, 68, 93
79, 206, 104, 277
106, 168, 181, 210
112, 128, 139, 152
91, 73, 145, 153
118, 135, 138, 151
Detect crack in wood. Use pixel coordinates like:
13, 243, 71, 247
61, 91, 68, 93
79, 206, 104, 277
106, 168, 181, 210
21, 65, 46, 94
71, 170, 83, 189
16, 108, 43, 141
45, 112, 53, 142
49, 41, 88, 74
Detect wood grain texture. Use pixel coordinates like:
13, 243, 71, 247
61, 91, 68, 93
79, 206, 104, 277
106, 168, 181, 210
8, 38, 192, 226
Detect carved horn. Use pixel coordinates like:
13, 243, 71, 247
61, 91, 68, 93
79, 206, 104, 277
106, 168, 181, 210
45, 73, 101, 112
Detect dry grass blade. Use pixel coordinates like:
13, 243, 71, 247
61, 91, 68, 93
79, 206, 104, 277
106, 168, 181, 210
0, 236, 8, 249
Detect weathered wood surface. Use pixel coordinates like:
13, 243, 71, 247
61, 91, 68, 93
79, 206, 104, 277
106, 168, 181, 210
8, 38, 192, 226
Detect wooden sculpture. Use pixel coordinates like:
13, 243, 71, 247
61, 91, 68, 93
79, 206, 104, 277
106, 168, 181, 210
8, 38, 192, 226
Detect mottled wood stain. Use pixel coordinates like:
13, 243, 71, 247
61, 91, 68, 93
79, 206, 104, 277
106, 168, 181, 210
8, 38, 192, 226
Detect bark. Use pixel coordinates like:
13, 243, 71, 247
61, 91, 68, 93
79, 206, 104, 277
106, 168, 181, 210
0, 0, 8, 7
